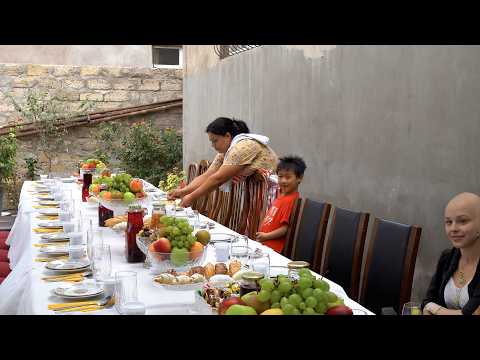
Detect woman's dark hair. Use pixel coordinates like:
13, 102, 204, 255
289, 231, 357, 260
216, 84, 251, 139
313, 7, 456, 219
206, 117, 250, 138
277, 156, 307, 177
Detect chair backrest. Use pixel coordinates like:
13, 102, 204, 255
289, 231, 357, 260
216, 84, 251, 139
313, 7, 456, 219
227, 178, 249, 234
320, 207, 369, 301
187, 163, 198, 185
290, 198, 331, 272
193, 160, 211, 214
359, 218, 422, 314
245, 172, 270, 239
209, 189, 233, 226
282, 197, 303, 259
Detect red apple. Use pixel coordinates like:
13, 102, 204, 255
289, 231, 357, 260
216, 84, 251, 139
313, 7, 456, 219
326, 305, 353, 315
152, 237, 171, 253
218, 296, 246, 315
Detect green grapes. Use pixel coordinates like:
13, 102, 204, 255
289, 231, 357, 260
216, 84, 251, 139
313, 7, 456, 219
257, 290, 271, 302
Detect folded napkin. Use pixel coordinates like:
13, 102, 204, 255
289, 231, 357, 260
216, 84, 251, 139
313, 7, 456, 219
48, 300, 102, 310
33, 228, 63, 233
34, 242, 69, 247
36, 215, 59, 220
33, 205, 59, 209
35, 256, 69, 262
42, 274, 85, 282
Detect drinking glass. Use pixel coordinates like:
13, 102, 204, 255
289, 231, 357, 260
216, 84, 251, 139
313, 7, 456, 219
402, 302, 421, 315
229, 245, 250, 269
62, 221, 75, 233
59, 210, 72, 222
68, 245, 85, 261
215, 242, 230, 262
40, 174, 48, 181
115, 271, 138, 314
87, 226, 104, 260
248, 253, 270, 278
92, 243, 112, 282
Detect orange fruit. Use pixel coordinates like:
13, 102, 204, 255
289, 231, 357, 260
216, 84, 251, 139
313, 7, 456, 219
189, 241, 204, 260
103, 191, 112, 201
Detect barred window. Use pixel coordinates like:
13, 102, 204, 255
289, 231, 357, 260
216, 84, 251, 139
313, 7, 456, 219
214, 45, 261, 59
152, 46, 183, 69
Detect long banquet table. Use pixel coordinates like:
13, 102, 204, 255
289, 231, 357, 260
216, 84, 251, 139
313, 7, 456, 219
0, 180, 374, 315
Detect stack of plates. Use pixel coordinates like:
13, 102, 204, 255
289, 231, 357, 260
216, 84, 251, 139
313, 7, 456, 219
41, 232, 71, 242
38, 221, 64, 229
38, 209, 60, 216
46, 259, 90, 273
53, 282, 104, 299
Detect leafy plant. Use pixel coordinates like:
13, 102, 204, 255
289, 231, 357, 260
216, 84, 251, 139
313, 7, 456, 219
90, 121, 122, 166
24, 156, 39, 180
1, 88, 94, 174
117, 122, 182, 185
158, 168, 186, 192
0, 131, 17, 183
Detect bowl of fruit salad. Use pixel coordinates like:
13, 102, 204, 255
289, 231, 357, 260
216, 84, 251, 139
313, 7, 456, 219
147, 215, 207, 274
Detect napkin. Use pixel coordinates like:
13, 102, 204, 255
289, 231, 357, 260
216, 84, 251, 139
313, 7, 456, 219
33, 228, 63, 233
36, 215, 59, 220
34, 242, 69, 247
33, 205, 59, 209
35, 256, 69, 262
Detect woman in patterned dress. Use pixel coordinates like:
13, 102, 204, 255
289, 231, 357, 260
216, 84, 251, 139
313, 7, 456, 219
168, 117, 278, 208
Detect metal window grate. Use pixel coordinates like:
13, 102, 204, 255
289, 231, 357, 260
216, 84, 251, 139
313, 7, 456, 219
214, 45, 260, 59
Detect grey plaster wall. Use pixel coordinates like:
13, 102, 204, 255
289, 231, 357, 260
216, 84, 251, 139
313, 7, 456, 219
0, 45, 152, 67
183, 45, 480, 302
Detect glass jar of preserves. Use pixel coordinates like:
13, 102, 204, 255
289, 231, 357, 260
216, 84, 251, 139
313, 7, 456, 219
287, 261, 310, 281
239, 271, 264, 297
82, 170, 93, 202
150, 202, 165, 230
125, 204, 145, 263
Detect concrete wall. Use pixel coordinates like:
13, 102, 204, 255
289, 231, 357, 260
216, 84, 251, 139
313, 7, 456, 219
0, 45, 153, 67
183, 45, 480, 302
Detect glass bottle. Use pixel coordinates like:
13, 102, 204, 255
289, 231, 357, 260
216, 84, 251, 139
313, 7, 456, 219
125, 204, 145, 263
150, 202, 162, 231
287, 261, 310, 281
98, 204, 114, 227
239, 271, 264, 297
82, 171, 93, 202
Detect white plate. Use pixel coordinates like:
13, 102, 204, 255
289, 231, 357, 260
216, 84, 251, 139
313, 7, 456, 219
39, 209, 60, 216
153, 281, 206, 292
35, 196, 55, 201
209, 233, 238, 243
39, 245, 69, 255
41, 232, 71, 241
39, 200, 60, 206
46, 259, 90, 271
53, 282, 104, 299
61, 178, 76, 183
38, 221, 64, 229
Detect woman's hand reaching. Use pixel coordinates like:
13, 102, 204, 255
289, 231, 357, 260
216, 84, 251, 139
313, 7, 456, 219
167, 188, 184, 200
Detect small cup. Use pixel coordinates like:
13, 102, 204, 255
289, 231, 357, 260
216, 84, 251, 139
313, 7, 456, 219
62, 222, 74, 233
68, 245, 85, 261
102, 277, 116, 298
69, 232, 84, 245
122, 301, 146, 315
215, 242, 230, 262
59, 211, 72, 222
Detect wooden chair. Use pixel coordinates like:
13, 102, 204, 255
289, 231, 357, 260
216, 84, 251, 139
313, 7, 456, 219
245, 171, 270, 239
289, 198, 331, 273
320, 207, 369, 301
226, 178, 249, 234
186, 162, 198, 185
359, 218, 422, 315
193, 160, 211, 214
282, 197, 303, 259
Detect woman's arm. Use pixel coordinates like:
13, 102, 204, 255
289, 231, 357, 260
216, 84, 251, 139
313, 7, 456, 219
255, 226, 288, 242
168, 163, 219, 199
421, 249, 451, 311
179, 164, 245, 207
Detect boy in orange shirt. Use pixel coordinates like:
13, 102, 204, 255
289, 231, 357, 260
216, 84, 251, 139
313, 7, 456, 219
256, 156, 306, 253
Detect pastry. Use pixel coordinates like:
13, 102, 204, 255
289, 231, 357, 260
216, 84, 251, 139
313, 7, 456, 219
177, 275, 192, 284
188, 266, 205, 276
191, 273, 206, 283
215, 263, 228, 275
204, 263, 215, 279
228, 260, 242, 276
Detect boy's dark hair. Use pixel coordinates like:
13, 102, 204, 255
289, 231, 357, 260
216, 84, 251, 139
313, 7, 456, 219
206, 117, 250, 138
277, 156, 307, 177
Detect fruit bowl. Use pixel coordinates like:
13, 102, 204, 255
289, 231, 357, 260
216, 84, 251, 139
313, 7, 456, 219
147, 248, 206, 274
97, 195, 149, 215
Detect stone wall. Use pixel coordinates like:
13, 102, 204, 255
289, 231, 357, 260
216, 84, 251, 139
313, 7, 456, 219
0, 63, 182, 127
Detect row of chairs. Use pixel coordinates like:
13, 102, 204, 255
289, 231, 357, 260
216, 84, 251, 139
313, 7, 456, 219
186, 161, 421, 314
283, 198, 422, 314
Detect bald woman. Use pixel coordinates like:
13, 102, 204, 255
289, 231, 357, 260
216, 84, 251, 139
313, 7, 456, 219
422, 192, 480, 315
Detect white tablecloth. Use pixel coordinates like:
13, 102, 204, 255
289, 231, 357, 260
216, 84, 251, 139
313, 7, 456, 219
0, 180, 374, 315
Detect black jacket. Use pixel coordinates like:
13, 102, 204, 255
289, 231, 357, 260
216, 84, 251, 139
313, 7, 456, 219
422, 248, 480, 315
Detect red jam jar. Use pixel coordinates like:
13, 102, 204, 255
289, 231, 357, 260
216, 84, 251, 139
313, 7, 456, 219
125, 204, 145, 263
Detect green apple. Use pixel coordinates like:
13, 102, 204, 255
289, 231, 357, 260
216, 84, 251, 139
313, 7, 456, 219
123, 192, 135, 203
225, 304, 257, 315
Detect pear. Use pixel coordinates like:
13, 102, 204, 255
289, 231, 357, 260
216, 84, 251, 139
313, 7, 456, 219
225, 304, 257, 315
240, 292, 270, 314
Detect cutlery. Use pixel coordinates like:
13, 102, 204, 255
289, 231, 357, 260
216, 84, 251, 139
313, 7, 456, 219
51, 296, 114, 312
